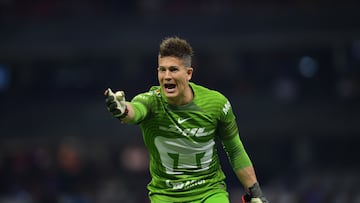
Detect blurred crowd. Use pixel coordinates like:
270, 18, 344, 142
0, 136, 151, 203
1, 0, 360, 203
0, 136, 360, 203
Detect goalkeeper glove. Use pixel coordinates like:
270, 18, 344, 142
104, 88, 128, 120
241, 183, 269, 203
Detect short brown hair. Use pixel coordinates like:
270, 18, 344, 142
159, 36, 193, 67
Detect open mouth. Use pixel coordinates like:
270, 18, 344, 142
164, 84, 176, 92
164, 84, 176, 89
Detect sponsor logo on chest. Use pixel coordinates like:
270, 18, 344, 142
159, 124, 215, 138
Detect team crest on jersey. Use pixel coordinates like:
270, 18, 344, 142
155, 89, 161, 97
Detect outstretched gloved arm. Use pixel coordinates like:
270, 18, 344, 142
104, 88, 129, 120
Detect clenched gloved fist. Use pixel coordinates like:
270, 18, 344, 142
104, 88, 128, 120
241, 183, 269, 203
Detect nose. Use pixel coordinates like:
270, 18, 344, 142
164, 70, 172, 80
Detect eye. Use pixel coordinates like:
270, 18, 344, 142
169, 67, 179, 72
158, 67, 166, 72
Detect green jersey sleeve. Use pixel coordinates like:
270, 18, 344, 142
222, 131, 253, 170
127, 87, 160, 124
217, 96, 238, 140
216, 97, 253, 170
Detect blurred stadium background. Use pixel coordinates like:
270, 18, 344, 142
1, 0, 360, 202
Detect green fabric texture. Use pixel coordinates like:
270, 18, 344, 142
126, 82, 250, 202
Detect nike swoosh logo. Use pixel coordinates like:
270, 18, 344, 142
177, 117, 191, 124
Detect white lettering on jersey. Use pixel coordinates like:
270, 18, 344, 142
159, 125, 215, 138
135, 95, 148, 100
222, 100, 231, 115
166, 179, 206, 190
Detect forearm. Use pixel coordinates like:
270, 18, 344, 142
119, 102, 135, 123
235, 165, 258, 189
232, 147, 268, 202
220, 131, 258, 189
121, 101, 148, 124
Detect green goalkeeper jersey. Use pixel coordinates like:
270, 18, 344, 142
128, 82, 252, 202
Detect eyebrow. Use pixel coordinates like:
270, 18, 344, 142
158, 66, 179, 69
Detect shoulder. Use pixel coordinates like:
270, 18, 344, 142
191, 82, 233, 116
132, 85, 161, 102
191, 82, 227, 101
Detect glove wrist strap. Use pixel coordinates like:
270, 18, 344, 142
249, 182, 263, 198
117, 106, 129, 120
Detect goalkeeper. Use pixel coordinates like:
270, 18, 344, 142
105, 36, 269, 203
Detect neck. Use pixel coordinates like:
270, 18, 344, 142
167, 85, 194, 106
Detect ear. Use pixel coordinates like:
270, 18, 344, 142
186, 67, 193, 80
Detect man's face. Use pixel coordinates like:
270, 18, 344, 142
158, 56, 193, 103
